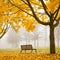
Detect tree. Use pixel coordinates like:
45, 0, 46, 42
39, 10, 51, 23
33, 24, 40, 48
0, 0, 37, 38
10, 0, 60, 54
0, 0, 60, 54
7, 27, 19, 48
55, 21, 60, 48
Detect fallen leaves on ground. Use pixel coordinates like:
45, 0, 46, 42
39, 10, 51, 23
0, 52, 60, 60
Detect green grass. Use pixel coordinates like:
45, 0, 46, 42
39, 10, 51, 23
0, 47, 60, 53
0, 48, 20, 52
37, 47, 60, 53
56, 47, 60, 52
37, 48, 50, 53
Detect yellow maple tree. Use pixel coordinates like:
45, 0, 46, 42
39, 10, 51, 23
0, 0, 60, 54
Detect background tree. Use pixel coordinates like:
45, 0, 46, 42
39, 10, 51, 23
33, 24, 40, 48
55, 21, 60, 48
7, 28, 19, 48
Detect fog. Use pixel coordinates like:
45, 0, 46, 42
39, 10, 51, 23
0, 24, 60, 49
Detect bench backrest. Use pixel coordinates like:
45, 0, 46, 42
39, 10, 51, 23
21, 45, 32, 50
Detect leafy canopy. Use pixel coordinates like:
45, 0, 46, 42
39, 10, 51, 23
0, 0, 60, 37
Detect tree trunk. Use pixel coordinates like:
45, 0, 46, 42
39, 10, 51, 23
37, 39, 39, 48
50, 25, 55, 54
34, 40, 37, 48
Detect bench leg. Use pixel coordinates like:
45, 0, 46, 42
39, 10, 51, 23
20, 50, 22, 53
35, 50, 37, 53
25, 50, 26, 53
31, 50, 32, 53
33, 49, 37, 53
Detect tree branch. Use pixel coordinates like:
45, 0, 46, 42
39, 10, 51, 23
9, 0, 33, 17
53, 4, 60, 15
0, 9, 21, 17
54, 20, 60, 27
0, 18, 10, 39
0, 24, 9, 39
9, 0, 50, 25
0, 26, 5, 34
39, 0, 50, 17
57, 17, 60, 21
23, 0, 50, 25
21, 0, 28, 5
53, 5, 60, 20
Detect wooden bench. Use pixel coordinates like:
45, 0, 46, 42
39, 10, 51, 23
20, 45, 37, 53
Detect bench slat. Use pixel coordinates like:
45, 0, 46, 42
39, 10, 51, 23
21, 45, 32, 50
20, 45, 37, 53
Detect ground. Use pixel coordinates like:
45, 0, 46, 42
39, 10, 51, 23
0, 48, 60, 60
0, 51, 60, 60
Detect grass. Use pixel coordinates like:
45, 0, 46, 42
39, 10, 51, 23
0, 48, 20, 52
56, 47, 60, 51
0, 47, 60, 53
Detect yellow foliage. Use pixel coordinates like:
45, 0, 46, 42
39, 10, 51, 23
56, 10, 60, 20
46, 0, 60, 13
0, 0, 60, 33
40, 14, 49, 22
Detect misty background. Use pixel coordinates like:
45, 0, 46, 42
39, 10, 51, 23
0, 23, 60, 49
